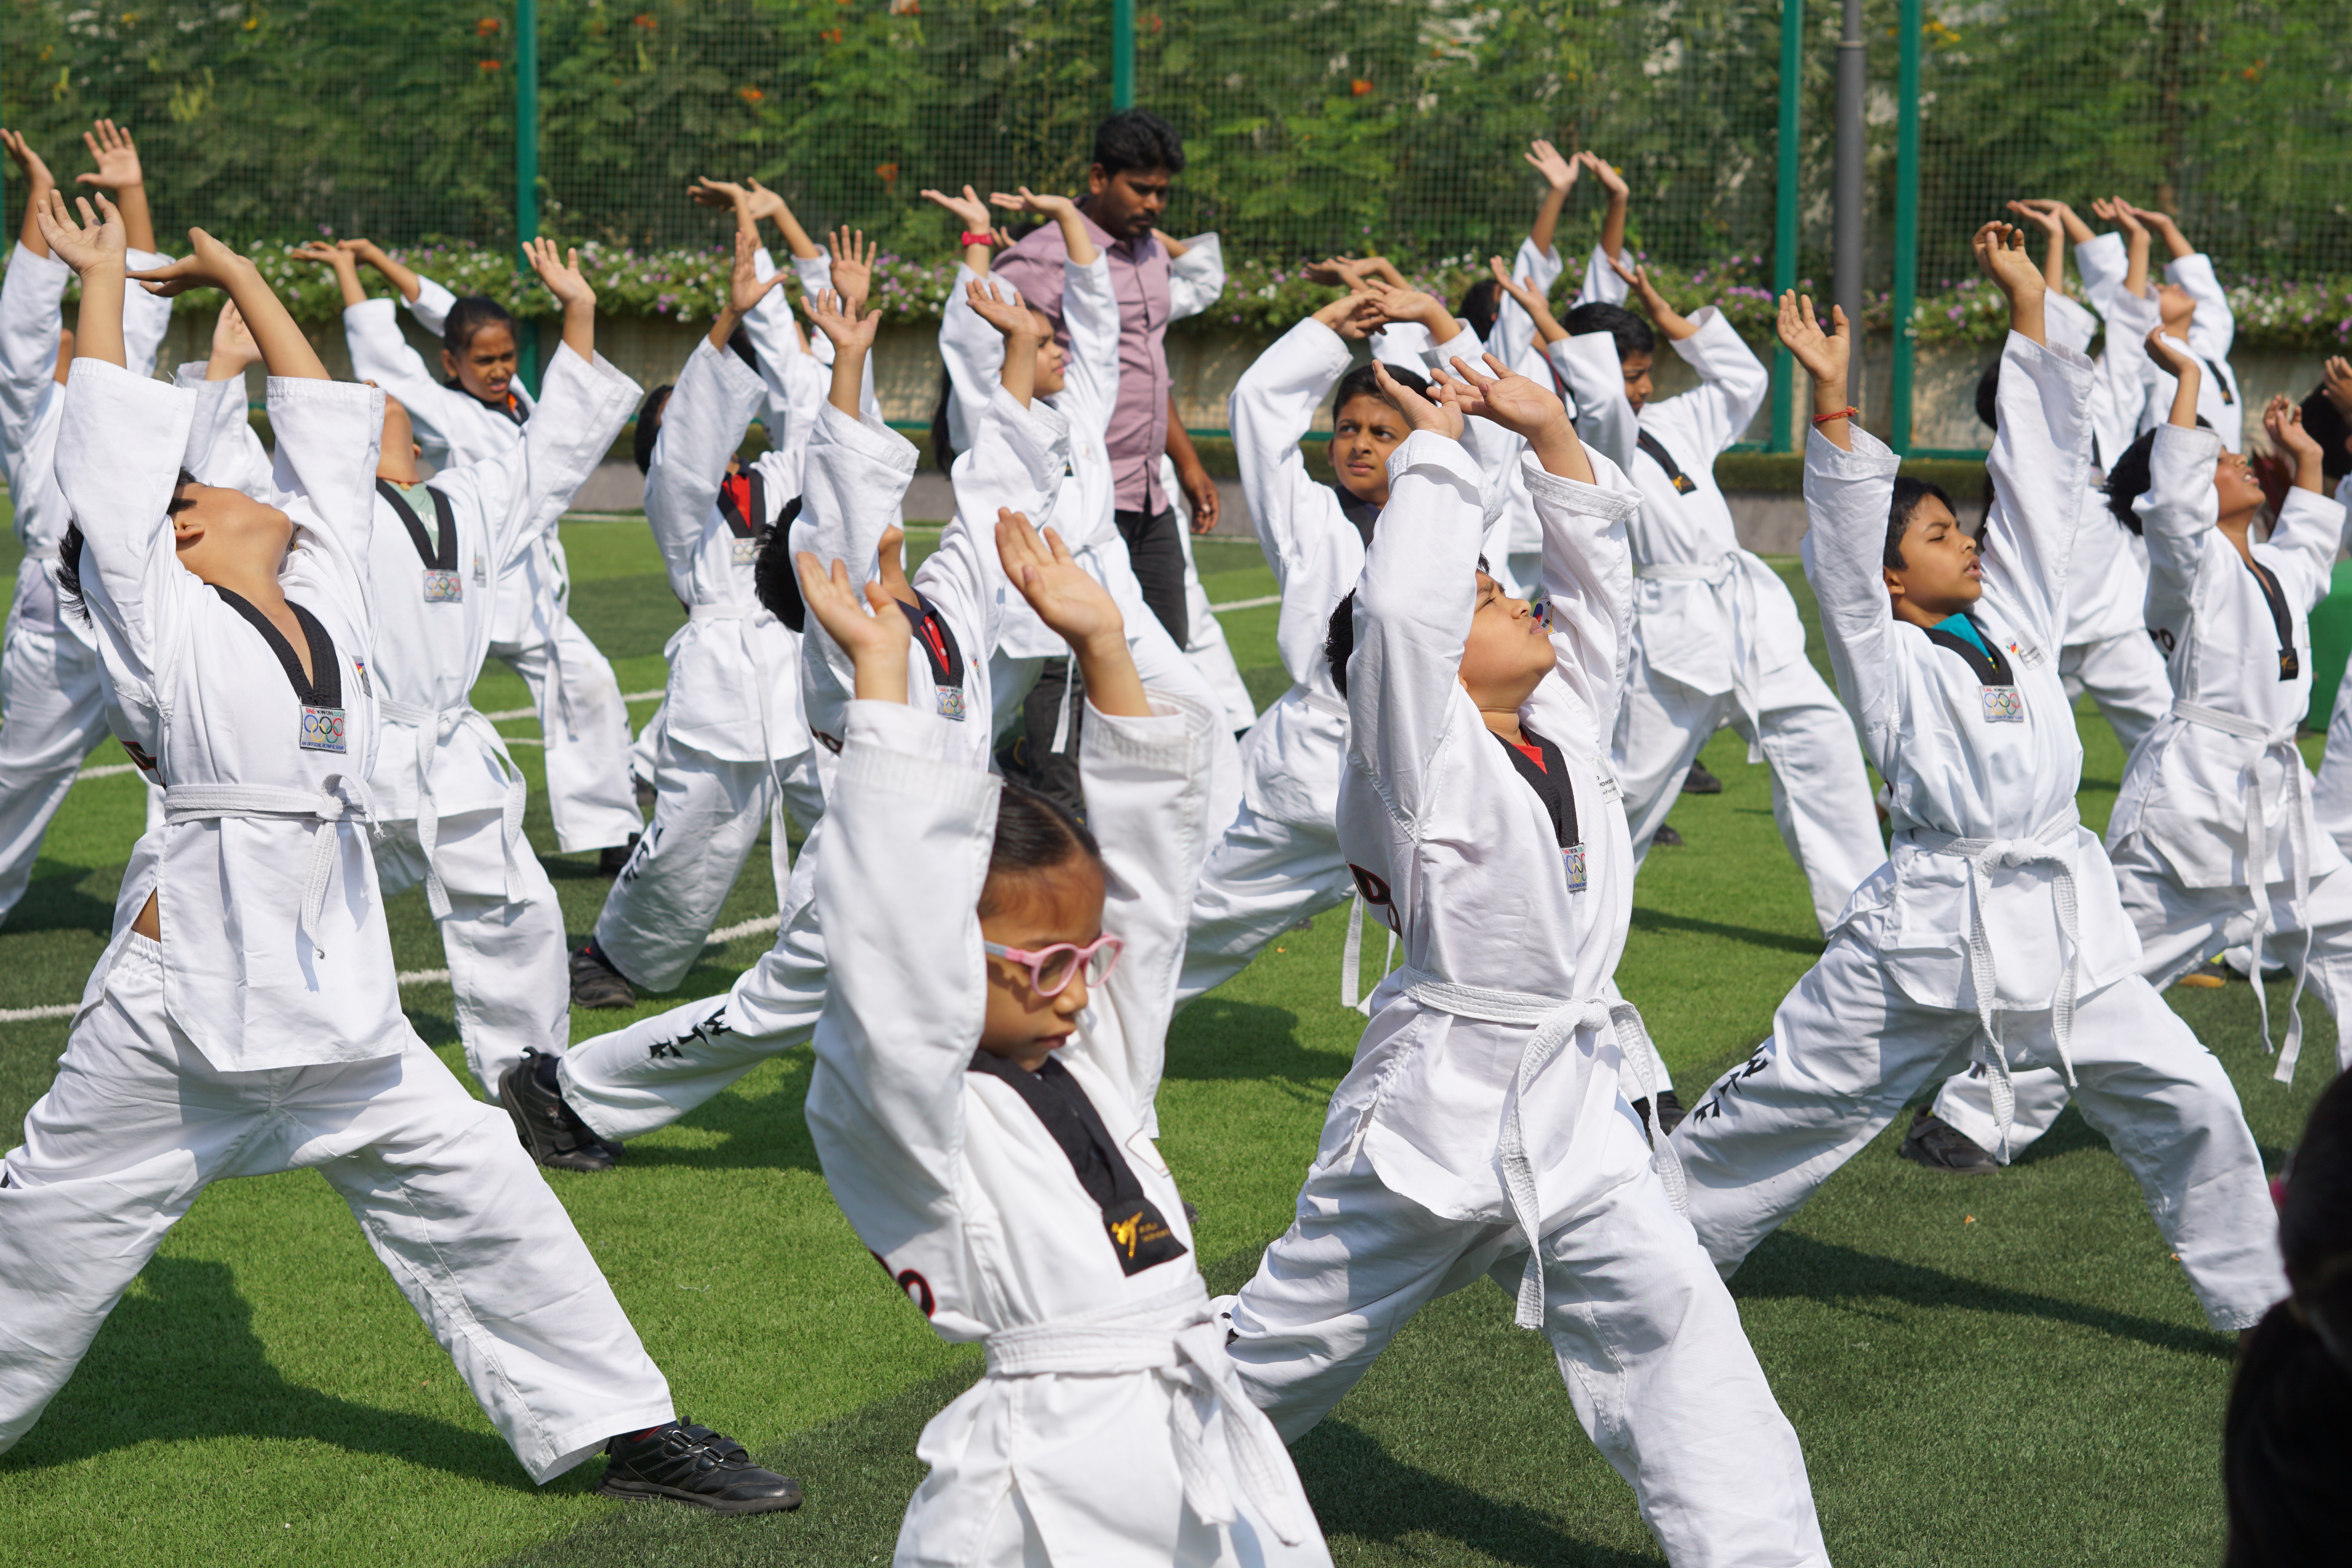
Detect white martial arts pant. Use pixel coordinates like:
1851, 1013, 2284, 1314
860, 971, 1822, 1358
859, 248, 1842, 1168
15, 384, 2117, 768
564, 876, 829, 1144
1173, 520, 1259, 735
374, 806, 572, 1098
1932, 830, 2352, 1155
2058, 630, 2172, 763
1614, 647, 1883, 938
629, 699, 666, 794
1176, 769, 1354, 1007
2312, 660, 2352, 857
491, 611, 642, 855
592, 735, 825, 996
0, 613, 110, 927
1671, 930, 2287, 1330
0, 935, 675, 1481
1223, 1120, 1828, 1568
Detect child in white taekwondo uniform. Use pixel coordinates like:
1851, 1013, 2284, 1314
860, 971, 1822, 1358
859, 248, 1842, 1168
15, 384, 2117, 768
319, 237, 642, 863
1221, 356, 1830, 1568
1175, 288, 1430, 1005
1536, 234, 1884, 939
0, 198, 800, 1513
1930, 374, 2352, 1163
1667, 232, 2287, 1336
794, 509, 1327, 1568
506, 288, 1047, 1168
0, 123, 176, 925
241, 238, 640, 1094
2074, 198, 2248, 450
568, 234, 828, 1009
923, 182, 1243, 830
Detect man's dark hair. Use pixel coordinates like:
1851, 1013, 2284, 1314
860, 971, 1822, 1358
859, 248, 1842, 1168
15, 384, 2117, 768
2301, 386, 2352, 482
1331, 360, 1427, 424
632, 385, 673, 474
1975, 358, 2002, 431
981, 780, 1104, 916
1563, 300, 1654, 363
751, 502, 807, 632
1886, 476, 1956, 570
1458, 277, 1501, 344
2223, 1067, 2352, 1568
1093, 109, 1185, 177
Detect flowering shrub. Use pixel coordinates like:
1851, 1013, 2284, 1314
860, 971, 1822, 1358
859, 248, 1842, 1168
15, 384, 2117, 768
22, 241, 2351, 352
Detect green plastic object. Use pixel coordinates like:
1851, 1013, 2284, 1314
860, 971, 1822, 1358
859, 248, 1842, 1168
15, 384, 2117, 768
2307, 560, 2352, 731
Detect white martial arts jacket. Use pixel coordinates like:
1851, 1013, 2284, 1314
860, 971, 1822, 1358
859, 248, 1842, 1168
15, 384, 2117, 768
1800, 332, 2142, 1029
2042, 290, 2156, 647
2074, 236, 2245, 452
752, 246, 881, 426
60, 362, 401, 1071
2107, 422, 2339, 890
938, 252, 1128, 661
0, 241, 175, 646
1336, 431, 1660, 1318
1227, 318, 1371, 826
1554, 285, 1790, 711
644, 337, 817, 770
807, 693, 1315, 1559
343, 274, 553, 646
735, 252, 830, 490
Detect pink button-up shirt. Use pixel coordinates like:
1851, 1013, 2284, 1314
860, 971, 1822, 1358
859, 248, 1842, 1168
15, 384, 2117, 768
993, 204, 1170, 514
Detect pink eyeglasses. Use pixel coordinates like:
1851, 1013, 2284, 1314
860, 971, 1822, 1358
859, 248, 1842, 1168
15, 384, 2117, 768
982, 936, 1123, 996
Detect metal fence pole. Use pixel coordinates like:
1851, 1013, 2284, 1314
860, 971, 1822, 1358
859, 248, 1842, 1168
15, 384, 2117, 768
1112, 0, 1135, 111
1834, 0, 1864, 411
1769, 0, 1804, 453
1890, 0, 1920, 454
515, 0, 543, 394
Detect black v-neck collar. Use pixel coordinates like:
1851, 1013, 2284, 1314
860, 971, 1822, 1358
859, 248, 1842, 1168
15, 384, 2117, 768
2243, 552, 2299, 681
212, 586, 340, 707
895, 592, 966, 690
376, 478, 457, 571
965, 1050, 1189, 1276
1923, 613, 2014, 687
1492, 726, 1579, 849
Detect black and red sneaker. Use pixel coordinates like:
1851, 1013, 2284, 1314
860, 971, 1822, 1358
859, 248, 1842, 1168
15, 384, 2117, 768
596, 1421, 802, 1515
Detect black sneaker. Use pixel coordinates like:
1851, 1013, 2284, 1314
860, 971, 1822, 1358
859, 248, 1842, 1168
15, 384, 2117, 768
499, 1050, 617, 1172
1631, 1090, 1688, 1139
597, 1421, 802, 1515
1682, 762, 1723, 795
597, 834, 641, 877
1898, 1107, 1998, 1174
1652, 824, 1684, 848
572, 941, 635, 1010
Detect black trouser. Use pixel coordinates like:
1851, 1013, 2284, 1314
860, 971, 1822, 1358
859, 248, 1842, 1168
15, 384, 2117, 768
1114, 505, 1190, 648
1003, 656, 1089, 819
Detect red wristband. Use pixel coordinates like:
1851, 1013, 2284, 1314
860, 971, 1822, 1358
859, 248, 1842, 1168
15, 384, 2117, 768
1813, 405, 1858, 425
960, 231, 995, 249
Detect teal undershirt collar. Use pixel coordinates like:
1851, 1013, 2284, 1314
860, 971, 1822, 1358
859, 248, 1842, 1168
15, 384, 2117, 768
1933, 612, 1989, 658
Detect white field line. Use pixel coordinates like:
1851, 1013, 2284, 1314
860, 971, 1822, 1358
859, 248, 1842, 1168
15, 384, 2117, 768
0, 913, 787, 1024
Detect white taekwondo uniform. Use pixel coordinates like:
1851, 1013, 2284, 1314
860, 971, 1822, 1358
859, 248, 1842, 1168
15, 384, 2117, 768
936, 247, 1243, 831
1220, 428, 1830, 1568
1937, 421, 2352, 1155
589, 336, 829, 994
2074, 234, 2247, 451
808, 693, 1327, 1568
1158, 234, 1259, 732
343, 273, 641, 854
0, 239, 174, 923
555, 396, 1040, 1142
2306, 475, 2352, 856
0, 362, 673, 1480
1175, 317, 1371, 1005
1559, 260, 1883, 936
1668, 332, 2287, 1333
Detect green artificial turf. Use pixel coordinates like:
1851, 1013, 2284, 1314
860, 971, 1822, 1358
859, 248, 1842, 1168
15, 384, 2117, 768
0, 516, 2325, 1567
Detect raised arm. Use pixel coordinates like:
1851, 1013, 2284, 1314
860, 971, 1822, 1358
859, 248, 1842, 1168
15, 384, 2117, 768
2, 130, 56, 261
2259, 395, 2338, 612
1054, 247, 1122, 441
171, 303, 272, 499
75, 120, 153, 257
2161, 243, 2236, 362
341, 238, 423, 306
796, 392, 920, 743
2132, 375, 2220, 644
1166, 230, 1224, 321
645, 338, 764, 597
0, 151, 70, 450
478, 339, 644, 578
1583, 151, 1630, 264
1975, 223, 2092, 654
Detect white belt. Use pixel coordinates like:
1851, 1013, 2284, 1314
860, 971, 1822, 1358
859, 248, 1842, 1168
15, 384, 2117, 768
2172, 701, 2314, 1083
982, 1279, 1310, 1547
1906, 826, 2083, 1157
1391, 966, 1685, 1328
1638, 551, 1764, 757
165, 778, 374, 959
376, 699, 527, 920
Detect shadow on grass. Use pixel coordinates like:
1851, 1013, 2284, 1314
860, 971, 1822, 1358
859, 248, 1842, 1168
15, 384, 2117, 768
1164, 997, 1353, 1093
0, 1256, 528, 1488
1293, 1421, 1661, 1568
7, 869, 120, 937
1731, 1231, 2230, 1361
1627, 906, 1826, 960
606, 1054, 828, 1178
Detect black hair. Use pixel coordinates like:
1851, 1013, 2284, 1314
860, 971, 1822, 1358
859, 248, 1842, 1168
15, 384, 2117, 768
1458, 278, 1501, 345
929, 369, 958, 477
1885, 476, 1957, 571
1562, 300, 1654, 364
2102, 426, 2158, 534
2301, 385, 2352, 483
1331, 359, 1427, 425
56, 519, 90, 626
1092, 108, 1185, 178
1974, 358, 2002, 431
980, 779, 1104, 916
441, 295, 517, 363
632, 385, 673, 475
1325, 590, 1358, 699
751, 499, 807, 632
2223, 1067, 2352, 1568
